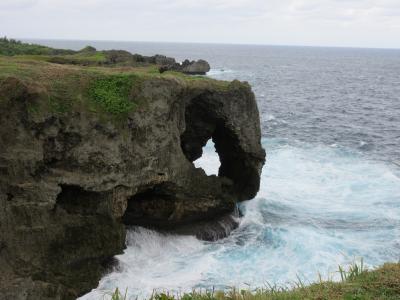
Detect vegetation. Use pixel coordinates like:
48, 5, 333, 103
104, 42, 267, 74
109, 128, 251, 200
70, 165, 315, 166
47, 52, 107, 65
0, 37, 107, 65
0, 39, 235, 117
88, 74, 139, 114
0, 57, 139, 115
0, 36, 74, 56
106, 262, 400, 300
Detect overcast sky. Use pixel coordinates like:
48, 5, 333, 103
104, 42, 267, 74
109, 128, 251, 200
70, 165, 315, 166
1, 0, 400, 48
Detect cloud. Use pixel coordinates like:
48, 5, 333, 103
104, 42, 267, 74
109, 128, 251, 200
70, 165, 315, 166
0, 0, 38, 10
0, 0, 400, 48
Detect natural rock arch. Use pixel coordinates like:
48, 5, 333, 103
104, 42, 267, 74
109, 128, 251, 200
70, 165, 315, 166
0, 76, 265, 298
181, 88, 265, 200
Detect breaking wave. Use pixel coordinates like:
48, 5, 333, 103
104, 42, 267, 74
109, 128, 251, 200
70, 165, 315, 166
81, 138, 400, 299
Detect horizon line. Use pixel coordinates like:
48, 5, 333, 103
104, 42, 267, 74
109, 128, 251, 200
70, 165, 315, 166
12, 36, 400, 51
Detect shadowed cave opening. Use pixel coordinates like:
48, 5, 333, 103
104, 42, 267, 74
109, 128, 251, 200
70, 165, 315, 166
121, 181, 240, 240
56, 184, 103, 215
122, 183, 178, 228
180, 95, 259, 200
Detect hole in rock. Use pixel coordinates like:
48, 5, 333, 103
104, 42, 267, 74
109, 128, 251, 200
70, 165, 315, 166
56, 184, 102, 215
180, 95, 260, 200
122, 183, 176, 228
193, 139, 221, 176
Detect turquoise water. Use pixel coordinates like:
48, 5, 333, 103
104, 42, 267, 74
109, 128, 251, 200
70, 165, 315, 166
81, 138, 400, 299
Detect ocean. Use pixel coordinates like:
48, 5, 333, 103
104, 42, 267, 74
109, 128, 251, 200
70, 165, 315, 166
28, 40, 400, 299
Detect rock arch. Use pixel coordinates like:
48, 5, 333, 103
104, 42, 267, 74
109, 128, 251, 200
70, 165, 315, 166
0, 76, 265, 298
181, 85, 265, 201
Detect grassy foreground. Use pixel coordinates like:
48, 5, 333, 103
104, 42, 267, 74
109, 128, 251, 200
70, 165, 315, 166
108, 263, 400, 300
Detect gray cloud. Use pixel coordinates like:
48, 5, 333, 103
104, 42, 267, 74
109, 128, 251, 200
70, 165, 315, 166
0, 0, 399, 48
0, 0, 38, 10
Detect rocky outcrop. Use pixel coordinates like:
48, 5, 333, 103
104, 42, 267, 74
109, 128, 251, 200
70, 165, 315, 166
48, 49, 211, 75
101, 50, 178, 67
104, 51, 211, 75
160, 59, 211, 75
0, 70, 265, 299
179, 59, 211, 74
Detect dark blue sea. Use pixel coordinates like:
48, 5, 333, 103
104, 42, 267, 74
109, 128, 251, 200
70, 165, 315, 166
28, 40, 400, 299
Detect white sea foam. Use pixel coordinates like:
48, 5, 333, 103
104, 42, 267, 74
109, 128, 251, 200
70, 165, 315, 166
207, 68, 235, 78
266, 115, 276, 121
80, 139, 400, 300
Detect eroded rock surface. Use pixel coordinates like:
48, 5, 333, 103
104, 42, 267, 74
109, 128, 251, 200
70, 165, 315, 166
0, 73, 265, 299
159, 59, 211, 75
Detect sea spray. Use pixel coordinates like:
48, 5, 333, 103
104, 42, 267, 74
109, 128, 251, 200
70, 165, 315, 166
81, 138, 400, 299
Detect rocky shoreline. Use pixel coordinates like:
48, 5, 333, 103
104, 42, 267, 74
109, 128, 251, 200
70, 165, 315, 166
0, 41, 265, 299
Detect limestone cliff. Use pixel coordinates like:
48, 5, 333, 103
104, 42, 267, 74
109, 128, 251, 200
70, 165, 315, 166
0, 57, 265, 299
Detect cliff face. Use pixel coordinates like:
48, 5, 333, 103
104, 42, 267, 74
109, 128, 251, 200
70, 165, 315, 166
0, 60, 265, 299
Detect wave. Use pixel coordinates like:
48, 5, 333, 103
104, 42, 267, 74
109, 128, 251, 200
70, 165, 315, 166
207, 68, 235, 78
80, 138, 400, 299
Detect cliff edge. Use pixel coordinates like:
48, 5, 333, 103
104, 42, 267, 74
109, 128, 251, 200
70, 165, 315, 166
0, 55, 265, 299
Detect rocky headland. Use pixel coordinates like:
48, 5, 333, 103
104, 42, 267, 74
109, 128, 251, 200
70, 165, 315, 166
0, 40, 265, 299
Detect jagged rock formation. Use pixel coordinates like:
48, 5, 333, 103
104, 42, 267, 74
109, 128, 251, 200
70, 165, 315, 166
159, 59, 211, 75
0, 60, 265, 299
102, 52, 211, 75
100, 50, 177, 66
0, 38, 212, 76
46, 46, 211, 75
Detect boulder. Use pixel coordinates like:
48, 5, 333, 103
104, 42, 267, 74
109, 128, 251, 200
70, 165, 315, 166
151, 54, 176, 65
180, 59, 211, 75
160, 59, 211, 75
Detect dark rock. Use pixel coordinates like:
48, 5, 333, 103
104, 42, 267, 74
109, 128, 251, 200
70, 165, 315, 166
160, 59, 211, 75
0, 74, 265, 298
144, 54, 176, 65
102, 50, 176, 67
168, 214, 240, 241
180, 59, 211, 75
38, 43, 209, 76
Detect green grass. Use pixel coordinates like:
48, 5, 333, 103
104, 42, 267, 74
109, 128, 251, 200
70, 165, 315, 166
0, 38, 230, 93
74, 51, 107, 62
0, 37, 74, 56
47, 52, 107, 66
88, 74, 140, 114
105, 262, 400, 300
0, 37, 105, 65
0, 56, 144, 115
0, 53, 244, 120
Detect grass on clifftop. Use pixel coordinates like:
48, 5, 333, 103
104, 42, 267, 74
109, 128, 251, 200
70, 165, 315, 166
0, 37, 106, 65
107, 262, 400, 300
47, 51, 108, 65
0, 56, 230, 113
0, 37, 74, 56
88, 74, 139, 114
0, 40, 233, 118
0, 57, 144, 116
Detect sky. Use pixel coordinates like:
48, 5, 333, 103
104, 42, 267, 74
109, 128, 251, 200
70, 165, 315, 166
1, 0, 400, 48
